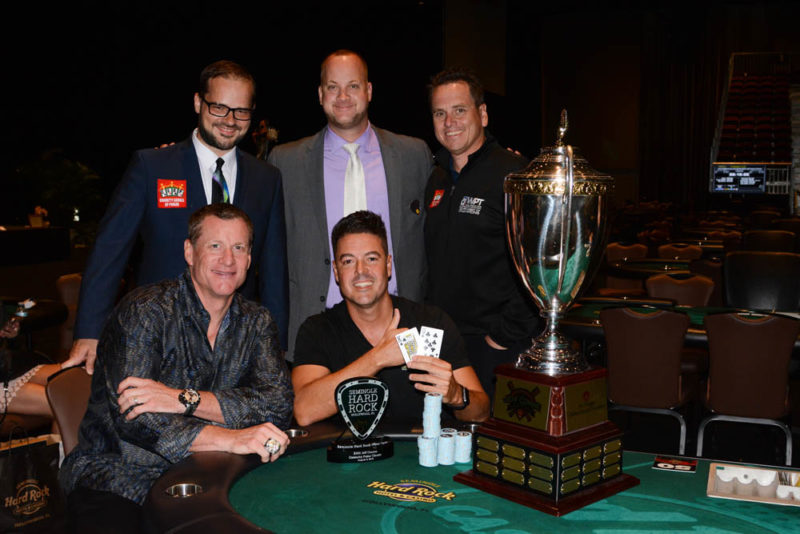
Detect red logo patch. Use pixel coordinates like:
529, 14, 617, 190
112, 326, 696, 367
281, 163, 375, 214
157, 179, 187, 208
428, 189, 445, 208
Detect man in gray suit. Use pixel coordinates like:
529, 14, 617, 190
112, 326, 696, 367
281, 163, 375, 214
269, 50, 431, 360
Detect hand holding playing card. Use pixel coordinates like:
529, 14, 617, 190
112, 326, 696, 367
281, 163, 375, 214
407, 356, 461, 404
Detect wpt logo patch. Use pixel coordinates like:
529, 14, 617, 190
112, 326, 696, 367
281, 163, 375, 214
458, 196, 484, 215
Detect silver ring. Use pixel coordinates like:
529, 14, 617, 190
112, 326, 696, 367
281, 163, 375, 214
133, 397, 140, 406
264, 438, 281, 455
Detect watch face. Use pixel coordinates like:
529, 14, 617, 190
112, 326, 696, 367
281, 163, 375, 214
181, 389, 200, 405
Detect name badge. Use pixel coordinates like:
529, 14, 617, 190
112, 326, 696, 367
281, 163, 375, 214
157, 179, 187, 208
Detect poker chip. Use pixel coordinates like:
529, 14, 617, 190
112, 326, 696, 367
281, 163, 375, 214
437, 432, 455, 465
455, 431, 473, 463
417, 435, 438, 467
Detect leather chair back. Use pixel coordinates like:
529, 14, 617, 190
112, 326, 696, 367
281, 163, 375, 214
646, 273, 714, 307
600, 307, 689, 408
742, 230, 796, 252
46, 366, 92, 456
724, 251, 800, 312
657, 243, 702, 260
704, 313, 799, 419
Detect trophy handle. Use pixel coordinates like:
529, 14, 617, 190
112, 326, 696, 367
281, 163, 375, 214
556, 145, 574, 301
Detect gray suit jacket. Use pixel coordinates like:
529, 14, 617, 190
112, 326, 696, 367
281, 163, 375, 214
269, 125, 432, 359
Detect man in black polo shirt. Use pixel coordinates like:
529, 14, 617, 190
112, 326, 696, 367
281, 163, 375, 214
292, 211, 489, 425
424, 67, 538, 399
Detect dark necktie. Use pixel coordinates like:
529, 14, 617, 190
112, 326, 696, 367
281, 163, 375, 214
211, 158, 230, 204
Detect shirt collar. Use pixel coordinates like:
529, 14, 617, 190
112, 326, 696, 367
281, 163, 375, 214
323, 122, 377, 154
180, 268, 241, 330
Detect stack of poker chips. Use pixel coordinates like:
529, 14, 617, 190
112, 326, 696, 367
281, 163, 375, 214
417, 393, 473, 467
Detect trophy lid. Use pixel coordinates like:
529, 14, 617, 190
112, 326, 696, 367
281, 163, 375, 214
505, 110, 613, 194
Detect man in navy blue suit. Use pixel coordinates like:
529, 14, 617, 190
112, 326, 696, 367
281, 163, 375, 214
65, 60, 288, 374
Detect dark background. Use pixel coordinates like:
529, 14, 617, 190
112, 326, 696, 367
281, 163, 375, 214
3, 0, 800, 226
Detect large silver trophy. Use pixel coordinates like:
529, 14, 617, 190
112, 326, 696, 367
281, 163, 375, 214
455, 111, 637, 516
505, 110, 613, 375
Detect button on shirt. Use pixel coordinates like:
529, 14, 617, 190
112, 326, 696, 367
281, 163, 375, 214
192, 128, 238, 203
323, 124, 396, 307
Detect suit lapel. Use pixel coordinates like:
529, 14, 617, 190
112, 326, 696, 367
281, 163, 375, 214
233, 148, 247, 209
183, 139, 206, 210
374, 127, 403, 255
308, 130, 328, 247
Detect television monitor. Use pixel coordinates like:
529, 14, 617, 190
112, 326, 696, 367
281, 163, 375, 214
710, 164, 766, 194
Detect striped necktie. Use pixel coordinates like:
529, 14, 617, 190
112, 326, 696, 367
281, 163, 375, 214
211, 157, 230, 204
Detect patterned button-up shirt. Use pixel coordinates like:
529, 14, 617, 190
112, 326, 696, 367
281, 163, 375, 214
60, 270, 293, 504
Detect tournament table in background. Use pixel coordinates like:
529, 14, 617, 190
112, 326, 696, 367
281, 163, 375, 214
146, 423, 800, 533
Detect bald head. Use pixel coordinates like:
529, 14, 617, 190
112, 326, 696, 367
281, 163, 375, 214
320, 49, 368, 84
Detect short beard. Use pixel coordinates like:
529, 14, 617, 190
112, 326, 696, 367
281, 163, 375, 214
198, 121, 243, 152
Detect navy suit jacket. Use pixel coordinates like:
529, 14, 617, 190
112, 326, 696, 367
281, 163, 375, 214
74, 138, 289, 348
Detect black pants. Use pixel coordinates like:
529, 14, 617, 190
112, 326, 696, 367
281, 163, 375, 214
67, 488, 156, 534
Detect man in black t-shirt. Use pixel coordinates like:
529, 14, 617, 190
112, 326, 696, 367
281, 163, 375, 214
292, 211, 489, 425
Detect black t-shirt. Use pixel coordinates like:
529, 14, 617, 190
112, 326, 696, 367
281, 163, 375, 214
294, 296, 470, 422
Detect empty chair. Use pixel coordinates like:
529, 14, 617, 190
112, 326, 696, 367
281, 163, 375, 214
689, 259, 724, 307
46, 366, 92, 456
742, 230, 796, 252
724, 251, 800, 312
56, 273, 82, 363
605, 242, 647, 263
600, 307, 699, 455
646, 273, 714, 307
772, 218, 800, 251
698, 313, 800, 465
657, 243, 702, 260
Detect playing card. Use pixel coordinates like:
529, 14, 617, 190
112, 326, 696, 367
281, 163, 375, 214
395, 328, 422, 364
420, 326, 444, 358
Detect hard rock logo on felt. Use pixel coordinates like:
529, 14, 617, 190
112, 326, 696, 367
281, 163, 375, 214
367, 480, 456, 503
503, 382, 542, 422
157, 179, 187, 208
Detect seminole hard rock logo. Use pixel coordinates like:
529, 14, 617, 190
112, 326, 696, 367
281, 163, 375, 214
503, 381, 542, 422
4, 478, 50, 518
367, 480, 456, 503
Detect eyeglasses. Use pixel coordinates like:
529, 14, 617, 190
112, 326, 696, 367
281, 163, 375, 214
201, 97, 253, 121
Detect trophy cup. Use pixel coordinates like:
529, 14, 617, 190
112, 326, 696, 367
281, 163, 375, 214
327, 377, 394, 463
454, 111, 638, 515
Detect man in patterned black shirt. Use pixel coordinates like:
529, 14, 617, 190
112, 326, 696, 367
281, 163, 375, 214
60, 204, 293, 534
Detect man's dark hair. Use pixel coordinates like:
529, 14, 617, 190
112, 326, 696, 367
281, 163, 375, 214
188, 204, 254, 248
198, 60, 256, 102
320, 49, 369, 84
428, 67, 484, 108
331, 211, 388, 257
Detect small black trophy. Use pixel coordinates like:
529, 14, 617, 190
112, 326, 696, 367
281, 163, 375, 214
327, 377, 393, 463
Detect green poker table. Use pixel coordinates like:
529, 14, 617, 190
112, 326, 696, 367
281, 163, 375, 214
144, 422, 800, 533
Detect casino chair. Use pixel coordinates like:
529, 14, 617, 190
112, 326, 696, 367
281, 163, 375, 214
697, 313, 800, 466
749, 210, 781, 229
645, 273, 714, 307
724, 251, 800, 312
656, 243, 702, 260
772, 218, 800, 251
595, 242, 649, 297
46, 366, 92, 456
56, 273, 82, 363
742, 229, 796, 253
600, 307, 702, 455
689, 259, 724, 307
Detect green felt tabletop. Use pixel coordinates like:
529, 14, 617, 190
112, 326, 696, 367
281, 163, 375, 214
229, 441, 800, 533
567, 304, 735, 327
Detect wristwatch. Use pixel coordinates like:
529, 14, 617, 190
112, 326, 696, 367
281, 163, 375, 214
178, 388, 201, 416
449, 385, 470, 410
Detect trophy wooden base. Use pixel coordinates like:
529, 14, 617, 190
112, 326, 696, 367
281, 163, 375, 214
326, 436, 393, 463
453, 364, 639, 516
